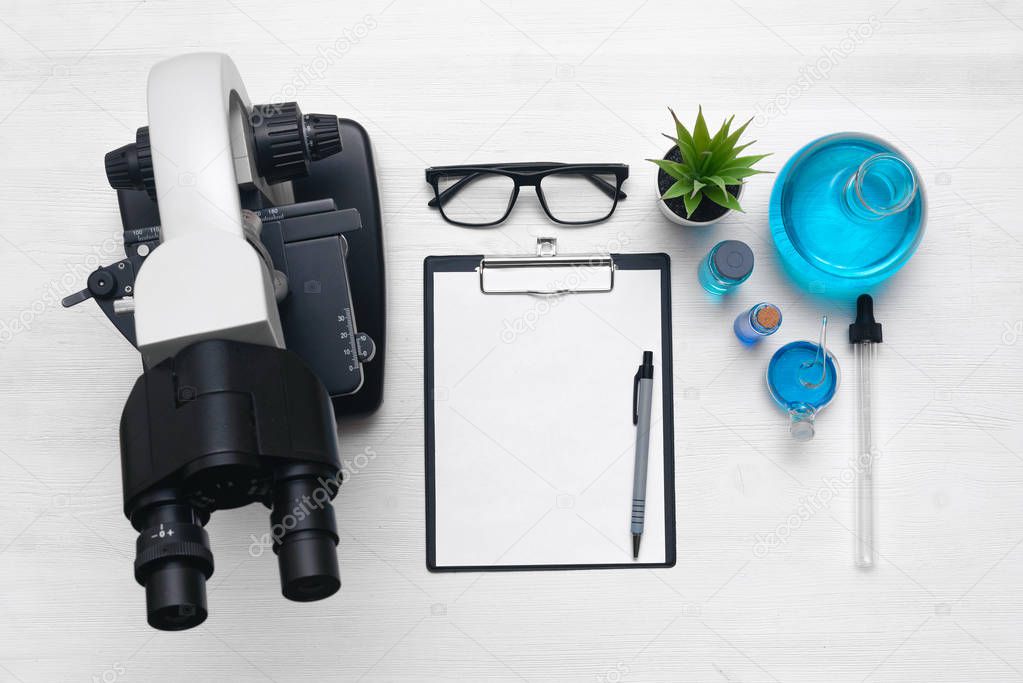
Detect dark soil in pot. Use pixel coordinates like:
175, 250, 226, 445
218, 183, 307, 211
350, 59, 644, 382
658, 146, 741, 223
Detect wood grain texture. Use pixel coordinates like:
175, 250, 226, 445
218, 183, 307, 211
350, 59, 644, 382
0, 0, 1021, 681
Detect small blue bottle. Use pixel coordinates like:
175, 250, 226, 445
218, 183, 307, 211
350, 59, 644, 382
734, 303, 782, 344
698, 240, 754, 295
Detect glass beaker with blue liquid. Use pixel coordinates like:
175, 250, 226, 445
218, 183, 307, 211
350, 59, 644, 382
769, 133, 925, 298
767, 317, 839, 441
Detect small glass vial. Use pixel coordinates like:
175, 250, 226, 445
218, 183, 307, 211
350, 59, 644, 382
734, 302, 782, 343
698, 240, 754, 295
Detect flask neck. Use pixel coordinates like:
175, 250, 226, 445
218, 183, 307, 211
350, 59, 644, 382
842, 152, 918, 221
788, 403, 817, 441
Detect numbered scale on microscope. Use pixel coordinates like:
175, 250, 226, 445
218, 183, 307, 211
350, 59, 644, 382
338, 307, 376, 374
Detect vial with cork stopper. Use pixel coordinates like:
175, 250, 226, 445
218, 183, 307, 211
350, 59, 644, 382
734, 302, 782, 344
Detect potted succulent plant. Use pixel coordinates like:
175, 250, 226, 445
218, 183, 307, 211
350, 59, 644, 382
649, 107, 770, 226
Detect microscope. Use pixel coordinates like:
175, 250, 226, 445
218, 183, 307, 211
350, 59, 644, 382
63, 53, 385, 630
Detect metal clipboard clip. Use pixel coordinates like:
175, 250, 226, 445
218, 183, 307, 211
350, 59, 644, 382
479, 237, 616, 294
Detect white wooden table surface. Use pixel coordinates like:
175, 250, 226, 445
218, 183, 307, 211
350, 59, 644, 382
1, 1, 1021, 681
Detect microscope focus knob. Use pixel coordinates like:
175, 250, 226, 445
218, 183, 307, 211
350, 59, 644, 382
104, 127, 156, 200
252, 102, 309, 184
304, 113, 342, 161
252, 102, 343, 184
104, 144, 139, 191
135, 127, 156, 200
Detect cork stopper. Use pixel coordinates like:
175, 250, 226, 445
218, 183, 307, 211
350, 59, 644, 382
755, 304, 781, 330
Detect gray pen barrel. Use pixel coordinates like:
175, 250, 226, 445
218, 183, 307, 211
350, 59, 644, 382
631, 377, 654, 534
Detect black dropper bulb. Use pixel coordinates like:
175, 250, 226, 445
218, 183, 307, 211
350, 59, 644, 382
849, 294, 883, 343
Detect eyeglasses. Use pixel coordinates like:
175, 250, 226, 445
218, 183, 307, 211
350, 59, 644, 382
425, 162, 628, 227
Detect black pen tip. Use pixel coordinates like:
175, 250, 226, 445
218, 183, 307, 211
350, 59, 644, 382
632, 534, 641, 559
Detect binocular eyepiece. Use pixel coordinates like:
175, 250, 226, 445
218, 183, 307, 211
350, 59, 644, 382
121, 340, 346, 631
132, 464, 342, 631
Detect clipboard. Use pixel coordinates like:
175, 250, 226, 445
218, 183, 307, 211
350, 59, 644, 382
425, 239, 676, 571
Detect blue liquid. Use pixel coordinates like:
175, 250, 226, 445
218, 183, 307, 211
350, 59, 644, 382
767, 341, 838, 413
697, 254, 734, 294
769, 134, 925, 299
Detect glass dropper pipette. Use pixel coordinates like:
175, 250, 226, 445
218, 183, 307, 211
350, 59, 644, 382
849, 295, 883, 568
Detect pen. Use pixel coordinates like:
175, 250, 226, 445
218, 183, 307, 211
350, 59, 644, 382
631, 351, 654, 559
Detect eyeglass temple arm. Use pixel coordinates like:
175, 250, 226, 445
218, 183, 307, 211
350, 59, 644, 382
427, 170, 626, 207
582, 173, 627, 200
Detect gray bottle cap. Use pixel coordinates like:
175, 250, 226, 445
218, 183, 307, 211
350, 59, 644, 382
713, 240, 754, 281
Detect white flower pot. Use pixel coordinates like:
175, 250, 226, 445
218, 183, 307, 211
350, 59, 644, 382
656, 182, 745, 227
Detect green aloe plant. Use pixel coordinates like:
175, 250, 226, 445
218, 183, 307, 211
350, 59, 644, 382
649, 107, 770, 218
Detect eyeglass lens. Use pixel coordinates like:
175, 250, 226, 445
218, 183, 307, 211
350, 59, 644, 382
436, 172, 515, 225
539, 171, 619, 224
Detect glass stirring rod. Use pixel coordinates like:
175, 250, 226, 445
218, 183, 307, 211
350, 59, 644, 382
849, 295, 883, 568
800, 315, 829, 389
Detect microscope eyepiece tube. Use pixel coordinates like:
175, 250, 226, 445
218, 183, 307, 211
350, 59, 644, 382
132, 497, 213, 631
271, 464, 342, 602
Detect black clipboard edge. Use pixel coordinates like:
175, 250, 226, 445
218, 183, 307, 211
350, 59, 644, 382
424, 256, 480, 572
424, 253, 676, 572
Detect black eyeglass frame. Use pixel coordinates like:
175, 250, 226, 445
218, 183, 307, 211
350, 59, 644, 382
424, 162, 629, 227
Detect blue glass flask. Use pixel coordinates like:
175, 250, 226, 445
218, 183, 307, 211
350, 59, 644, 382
769, 133, 925, 299
767, 339, 839, 441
